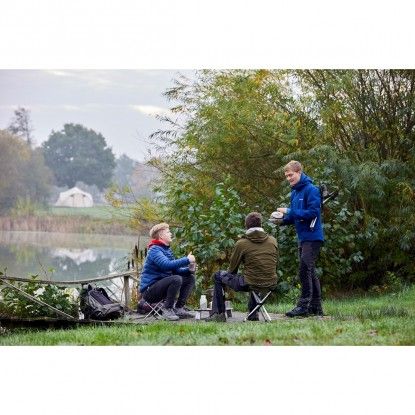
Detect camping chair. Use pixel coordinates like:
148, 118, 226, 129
244, 289, 274, 322
135, 247, 167, 321
138, 298, 165, 321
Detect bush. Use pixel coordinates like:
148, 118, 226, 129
0, 273, 79, 318
169, 180, 246, 290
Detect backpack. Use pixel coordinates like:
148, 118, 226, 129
80, 284, 124, 320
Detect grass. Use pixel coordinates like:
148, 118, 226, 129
1, 286, 415, 346
43, 206, 128, 220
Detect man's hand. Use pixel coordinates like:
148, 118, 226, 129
269, 211, 284, 224
277, 207, 288, 214
187, 252, 196, 263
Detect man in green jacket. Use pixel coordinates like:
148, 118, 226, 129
206, 212, 278, 322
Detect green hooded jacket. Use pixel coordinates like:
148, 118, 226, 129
228, 228, 278, 289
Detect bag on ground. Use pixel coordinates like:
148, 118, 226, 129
80, 284, 124, 320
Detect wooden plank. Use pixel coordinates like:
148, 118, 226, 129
0, 271, 138, 286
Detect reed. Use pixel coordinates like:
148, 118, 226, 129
0, 215, 136, 235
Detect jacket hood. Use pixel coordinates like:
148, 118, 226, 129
292, 173, 313, 191
242, 228, 269, 243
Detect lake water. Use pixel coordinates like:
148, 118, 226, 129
0, 231, 148, 282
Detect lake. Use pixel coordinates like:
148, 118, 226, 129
0, 231, 148, 282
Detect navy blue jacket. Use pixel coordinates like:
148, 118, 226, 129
282, 173, 324, 243
139, 243, 190, 292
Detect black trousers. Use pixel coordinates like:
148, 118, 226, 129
297, 241, 323, 308
142, 273, 195, 309
211, 271, 257, 314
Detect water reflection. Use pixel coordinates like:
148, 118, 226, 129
0, 231, 147, 281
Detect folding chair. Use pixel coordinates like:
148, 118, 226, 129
138, 298, 165, 321
244, 290, 273, 322
135, 247, 166, 321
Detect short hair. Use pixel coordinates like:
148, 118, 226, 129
245, 212, 262, 229
284, 160, 303, 173
149, 222, 170, 239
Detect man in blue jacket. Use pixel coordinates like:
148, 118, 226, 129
139, 222, 196, 321
277, 160, 324, 317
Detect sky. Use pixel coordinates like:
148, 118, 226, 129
0, 69, 196, 161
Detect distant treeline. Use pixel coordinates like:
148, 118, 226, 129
0, 125, 159, 217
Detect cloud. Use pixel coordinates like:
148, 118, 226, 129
45, 70, 73, 77
43, 70, 113, 89
131, 105, 170, 116
62, 104, 82, 111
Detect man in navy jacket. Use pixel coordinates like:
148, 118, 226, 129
139, 222, 196, 321
277, 160, 324, 317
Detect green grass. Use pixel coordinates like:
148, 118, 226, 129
44, 206, 127, 220
1, 286, 415, 346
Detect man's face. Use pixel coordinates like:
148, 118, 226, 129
159, 228, 173, 245
284, 169, 302, 187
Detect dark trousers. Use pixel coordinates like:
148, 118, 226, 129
211, 271, 257, 314
297, 241, 322, 308
142, 273, 195, 309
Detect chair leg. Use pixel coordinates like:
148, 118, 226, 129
260, 305, 272, 322
244, 291, 273, 322
143, 300, 164, 320
244, 302, 262, 321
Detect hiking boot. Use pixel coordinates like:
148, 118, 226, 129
309, 305, 324, 316
205, 312, 226, 322
285, 306, 309, 318
161, 307, 179, 321
174, 307, 195, 319
247, 312, 259, 321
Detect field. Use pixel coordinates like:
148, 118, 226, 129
1, 285, 414, 346
44, 206, 130, 220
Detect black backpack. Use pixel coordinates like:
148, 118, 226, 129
80, 285, 124, 320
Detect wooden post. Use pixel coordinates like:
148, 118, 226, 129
123, 275, 130, 310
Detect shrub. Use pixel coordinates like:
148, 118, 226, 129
0, 272, 79, 318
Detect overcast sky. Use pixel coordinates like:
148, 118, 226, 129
0, 70, 195, 161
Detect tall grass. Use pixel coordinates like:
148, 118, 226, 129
0, 214, 135, 235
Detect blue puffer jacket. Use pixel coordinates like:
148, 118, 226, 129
282, 173, 324, 243
139, 243, 190, 292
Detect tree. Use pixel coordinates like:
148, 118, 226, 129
129, 162, 160, 199
0, 130, 52, 213
150, 70, 313, 212
148, 69, 415, 292
42, 123, 116, 190
112, 154, 137, 188
8, 107, 34, 146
